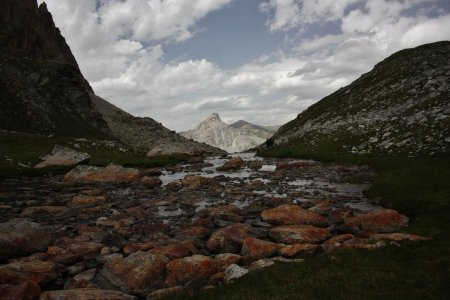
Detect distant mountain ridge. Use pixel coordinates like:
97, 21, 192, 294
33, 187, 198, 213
0, 0, 222, 156
182, 113, 277, 153
272, 41, 450, 156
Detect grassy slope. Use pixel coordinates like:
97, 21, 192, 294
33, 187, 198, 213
0, 131, 189, 179
166, 148, 450, 300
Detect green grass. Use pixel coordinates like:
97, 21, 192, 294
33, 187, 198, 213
165, 149, 450, 300
0, 131, 189, 179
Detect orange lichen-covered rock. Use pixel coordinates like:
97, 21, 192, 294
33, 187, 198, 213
279, 243, 321, 258
269, 225, 331, 244
150, 241, 196, 260
206, 224, 251, 253
164, 255, 216, 287
261, 205, 327, 227
64, 164, 141, 183
241, 238, 279, 263
321, 234, 355, 253
369, 233, 429, 242
344, 209, 409, 233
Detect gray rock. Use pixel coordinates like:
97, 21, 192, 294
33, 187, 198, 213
224, 264, 248, 283
35, 145, 90, 168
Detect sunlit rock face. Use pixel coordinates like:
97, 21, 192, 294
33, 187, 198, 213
182, 113, 277, 153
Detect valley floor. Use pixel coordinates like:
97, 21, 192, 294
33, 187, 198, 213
1, 150, 447, 299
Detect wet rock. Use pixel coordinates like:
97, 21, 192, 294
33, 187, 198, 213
0, 280, 41, 300
20, 206, 69, 218
64, 164, 141, 183
181, 176, 218, 189
269, 225, 331, 244
206, 224, 251, 254
140, 177, 162, 188
369, 233, 429, 242
247, 160, 263, 170
0, 219, 52, 261
321, 234, 355, 253
68, 195, 107, 207
214, 253, 242, 272
165, 181, 182, 192
261, 205, 327, 227
123, 242, 155, 256
164, 255, 216, 287
147, 286, 183, 300
150, 241, 196, 260
206, 205, 244, 223
40, 288, 136, 300
344, 209, 409, 234
34, 145, 90, 169
101, 251, 168, 296
224, 264, 248, 283
279, 244, 321, 258
0, 260, 64, 287
241, 238, 278, 263
216, 157, 245, 171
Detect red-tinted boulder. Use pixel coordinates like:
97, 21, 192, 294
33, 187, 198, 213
175, 226, 211, 241
369, 233, 429, 242
214, 253, 242, 272
0, 260, 64, 287
241, 238, 279, 263
164, 255, 216, 287
345, 209, 409, 233
269, 225, 331, 244
206, 224, 251, 253
0, 280, 41, 300
123, 242, 155, 256
206, 205, 244, 222
261, 205, 327, 227
150, 242, 196, 260
321, 234, 355, 253
279, 243, 321, 258
68, 195, 107, 207
101, 252, 168, 296
64, 164, 141, 183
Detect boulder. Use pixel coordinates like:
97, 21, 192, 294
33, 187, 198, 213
344, 209, 409, 234
0, 219, 52, 261
206, 205, 244, 223
261, 205, 327, 227
122, 242, 155, 256
164, 255, 216, 287
175, 226, 211, 241
241, 238, 278, 263
34, 145, 90, 168
64, 268, 97, 289
64, 164, 141, 183
216, 157, 245, 171
181, 175, 218, 189
140, 176, 162, 188
20, 206, 69, 218
101, 251, 168, 296
0, 280, 41, 300
40, 288, 136, 300
206, 224, 251, 253
224, 264, 248, 283
279, 244, 321, 258
320, 234, 355, 253
0, 260, 64, 287
214, 253, 242, 272
150, 241, 196, 260
308, 200, 333, 216
269, 225, 331, 244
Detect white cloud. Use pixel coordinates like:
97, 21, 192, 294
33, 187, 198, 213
38, 0, 450, 132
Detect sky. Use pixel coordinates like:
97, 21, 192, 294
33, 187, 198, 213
38, 0, 450, 132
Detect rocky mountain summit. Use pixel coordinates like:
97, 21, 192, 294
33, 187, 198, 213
0, 0, 221, 156
182, 113, 276, 153
273, 41, 450, 156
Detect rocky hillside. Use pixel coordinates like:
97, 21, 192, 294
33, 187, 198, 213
273, 41, 450, 156
0, 0, 221, 155
182, 113, 276, 153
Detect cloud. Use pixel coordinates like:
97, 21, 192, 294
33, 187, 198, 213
39, 0, 450, 132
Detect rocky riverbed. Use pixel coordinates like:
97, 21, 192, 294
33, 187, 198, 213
0, 153, 428, 299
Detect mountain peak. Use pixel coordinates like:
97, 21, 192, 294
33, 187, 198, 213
206, 113, 221, 121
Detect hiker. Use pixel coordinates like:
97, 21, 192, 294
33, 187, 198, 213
265, 137, 274, 150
